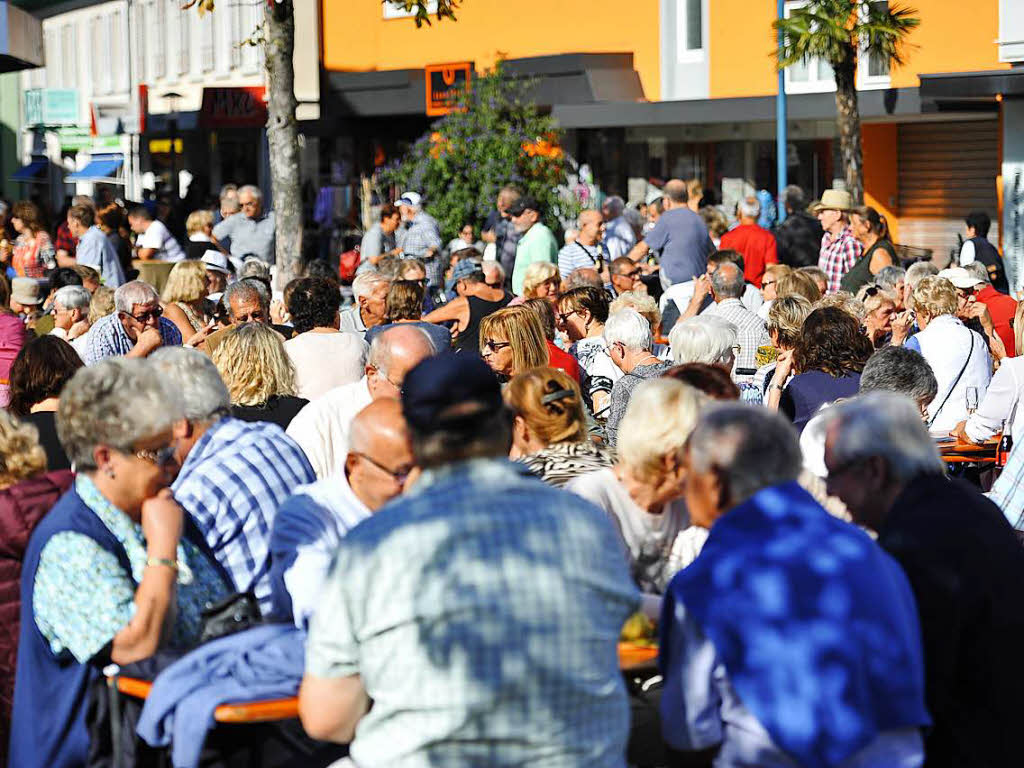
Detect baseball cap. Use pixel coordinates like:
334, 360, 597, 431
397, 191, 423, 207
937, 267, 983, 290
401, 353, 504, 434
201, 250, 233, 275
506, 196, 541, 217
450, 258, 483, 281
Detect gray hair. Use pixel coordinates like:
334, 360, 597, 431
710, 261, 745, 300
57, 358, 183, 471
738, 196, 761, 220
604, 308, 653, 352
54, 285, 91, 312
860, 347, 938, 406
618, 378, 703, 480
238, 184, 262, 201
824, 392, 945, 483
367, 324, 436, 378
964, 261, 991, 285
149, 346, 231, 423
669, 315, 738, 365
482, 260, 505, 284
238, 258, 271, 281
352, 270, 390, 300
905, 261, 938, 289
687, 404, 803, 505
603, 196, 625, 217
114, 280, 160, 314
565, 268, 604, 290
874, 265, 905, 291
223, 279, 269, 317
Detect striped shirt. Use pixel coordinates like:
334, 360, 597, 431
557, 240, 605, 280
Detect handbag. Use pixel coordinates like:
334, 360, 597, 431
198, 591, 261, 645
927, 330, 975, 429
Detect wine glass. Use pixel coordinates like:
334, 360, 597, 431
966, 386, 979, 416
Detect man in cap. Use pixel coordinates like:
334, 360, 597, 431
941, 264, 1017, 359
815, 189, 863, 294
299, 353, 640, 766
508, 195, 558, 296
395, 192, 443, 290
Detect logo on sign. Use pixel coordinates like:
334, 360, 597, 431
425, 62, 472, 117
200, 87, 268, 127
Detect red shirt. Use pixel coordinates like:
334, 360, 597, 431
720, 223, 778, 288
975, 285, 1018, 357
546, 340, 580, 382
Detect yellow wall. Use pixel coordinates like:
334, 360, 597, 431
322, 0, 661, 100
862, 123, 900, 242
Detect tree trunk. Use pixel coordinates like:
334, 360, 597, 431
833, 55, 863, 205
264, 0, 301, 289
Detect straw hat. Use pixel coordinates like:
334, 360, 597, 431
813, 189, 853, 213
11, 277, 44, 306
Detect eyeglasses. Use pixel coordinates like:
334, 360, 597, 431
762, 280, 776, 289
824, 455, 867, 486
351, 452, 412, 485
241, 200, 259, 209
123, 306, 163, 324
557, 310, 578, 326
617, 268, 642, 280
482, 339, 512, 354
134, 444, 178, 467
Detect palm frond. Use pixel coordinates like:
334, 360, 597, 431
856, 3, 920, 67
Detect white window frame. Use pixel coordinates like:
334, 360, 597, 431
153, 0, 167, 79
111, 9, 128, 92
783, 0, 836, 94
199, 12, 215, 73
383, 1, 438, 19
676, 0, 706, 64
178, 5, 191, 77
857, 0, 892, 89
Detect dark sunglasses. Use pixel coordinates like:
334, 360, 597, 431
123, 306, 163, 324
483, 339, 512, 353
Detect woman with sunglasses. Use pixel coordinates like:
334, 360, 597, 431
557, 287, 623, 420
478, 305, 549, 382
10, 358, 232, 768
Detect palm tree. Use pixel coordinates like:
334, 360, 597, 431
774, 1, 919, 205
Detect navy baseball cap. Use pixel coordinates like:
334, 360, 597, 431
506, 196, 541, 217
402, 353, 504, 433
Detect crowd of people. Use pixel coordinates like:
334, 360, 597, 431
0, 174, 1022, 768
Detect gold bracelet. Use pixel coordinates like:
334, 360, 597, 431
145, 557, 179, 571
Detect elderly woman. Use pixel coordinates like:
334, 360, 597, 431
212, 322, 309, 430
875, 265, 907, 309
668, 315, 738, 371
610, 291, 666, 357
479, 305, 549, 382
771, 307, 873, 433
0, 411, 73, 766
755, 295, 813, 404
364, 279, 452, 350
283, 277, 368, 400
9, 336, 83, 471
857, 284, 898, 348
557, 286, 622, 419
161, 260, 213, 339
8, 202, 55, 278
9, 359, 231, 768
775, 268, 822, 304
905, 275, 992, 433
510, 262, 561, 306
568, 378, 701, 597
506, 366, 613, 487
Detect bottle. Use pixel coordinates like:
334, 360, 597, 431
998, 421, 1013, 468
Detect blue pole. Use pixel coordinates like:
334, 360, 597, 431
776, 0, 788, 223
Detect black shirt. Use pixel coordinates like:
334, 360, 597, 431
21, 411, 71, 471
230, 395, 309, 430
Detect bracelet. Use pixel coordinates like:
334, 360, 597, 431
770, 383, 786, 392
145, 557, 179, 571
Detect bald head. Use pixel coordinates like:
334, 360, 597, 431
366, 324, 437, 400
347, 398, 414, 511
350, 399, 409, 456
663, 179, 688, 206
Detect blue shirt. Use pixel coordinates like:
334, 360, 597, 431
643, 207, 714, 286
83, 313, 182, 365
305, 459, 640, 768
74, 225, 125, 287
172, 418, 315, 614
365, 320, 451, 351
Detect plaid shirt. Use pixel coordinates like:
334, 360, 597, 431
172, 418, 315, 615
305, 458, 640, 768
54, 221, 77, 257
818, 227, 863, 294
398, 211, 444, 288
82, 313, 182, 365
702, 298, 771, 383
988, 440, 1024, 529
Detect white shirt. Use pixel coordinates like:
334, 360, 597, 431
286, 377, 373, 480
959, 239, 976, 267
966, 355, 1024, 445
284, 330, 368, 401
138, 219, 185, 262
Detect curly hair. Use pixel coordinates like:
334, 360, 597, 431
0, 411, 46, 489
505, 366, 587, 446
285, 277, 341, 334
384, 280, 425, 322
912, 276, 958, 320
9, 336, 84, 417
558, 286, 610, 325
766, 295, 813, 349
88, 286, 116, 324
211, 322, 297, 405
11, 201, 45, 234
776, 270, 822, 303
609, 291, 661, 335
794, 307, 873, 378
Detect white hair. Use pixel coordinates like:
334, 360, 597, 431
669, 315, 738, 365
687, 403, 803, 505
604, 308, 652, 352
352, 271, 391, 299
618, 378, 702, 481
904, 261, 938, 289
482, 260, 505, 284
149, 346, 231, 423
823, 392, 945, 483
54, 285, 91, 312
238, 184, 262, 201
603, 196, 625, 216
114, 280, 160, 314
738, 197, 761, 219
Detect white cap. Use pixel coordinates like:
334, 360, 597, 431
201, 250, 232, 275
937, 267, 982, 290
396, 191, 422, 207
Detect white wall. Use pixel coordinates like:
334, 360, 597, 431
999, 0, 1024, 63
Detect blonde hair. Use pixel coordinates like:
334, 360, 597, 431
815, 291, 866, 322
211, 323, 297, 406
479, 305, 550, 376
617, 378, 702, 482
186, 209, 214, 236
763, 263, 792, 283
766, 295, 812, 349
686, 179, 704, 202
776, 270, 822, 303
88, 286, 115, 324
610, 291, 661, 335
161, 260, 208, 304
505, 366, 587, 446
856, 284, 897, 315
912, 276, 958, 320
0, 411, 48, 488
521, 262, 560, 299
1015, 301, 1024, 358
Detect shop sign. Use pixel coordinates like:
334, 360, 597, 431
424, 62, 472, 117
149, 139, 184, 154
24, 89, 80, 127
57, 126, 91, 151
200, 86, 267, 128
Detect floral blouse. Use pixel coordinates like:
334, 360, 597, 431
12, 231, 56, 278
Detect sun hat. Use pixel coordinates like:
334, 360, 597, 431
937, 267, 983, 290
812, 189, 853, 213
11, 277, 44, 306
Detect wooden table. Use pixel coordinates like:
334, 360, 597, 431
618, 642, 658, 672
111, 675, 299, 723
937, 437, 999, 465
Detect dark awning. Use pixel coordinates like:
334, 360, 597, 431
66, 154, 124, 183
920, 68, 1024, 102
10, 158, 48, 182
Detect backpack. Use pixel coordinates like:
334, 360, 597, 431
338, 247, 361, 285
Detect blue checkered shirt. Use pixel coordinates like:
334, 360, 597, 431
305, 459, 640, 768
398, 211, 444, 288
83, 313, 182, 365
172, 418, 315, 615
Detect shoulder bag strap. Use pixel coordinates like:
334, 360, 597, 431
927, 330, 975, 428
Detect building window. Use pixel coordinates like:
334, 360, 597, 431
783, 1, 836, 93
154, 1, 167, 79
179, 6, 191, 76
61, 24, 76, 89
111, 10, 127, 92
677, 0, 705, 63
383, 1, 438, 19
860, 0, 892, 85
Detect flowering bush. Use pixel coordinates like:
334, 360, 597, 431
379, 63, 577, 241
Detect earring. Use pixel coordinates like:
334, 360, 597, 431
105, 467, 116, 479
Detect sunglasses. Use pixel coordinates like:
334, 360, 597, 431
123, 306, 163, 324
483, 339, 511, 353
134, 444, 177, 467
617, 269, 642, 280
762, 280, 776, 288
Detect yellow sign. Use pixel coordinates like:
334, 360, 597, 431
149, 139, 184, 154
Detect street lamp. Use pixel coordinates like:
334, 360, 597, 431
161, 91, 183, 199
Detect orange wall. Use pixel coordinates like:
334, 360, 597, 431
862, 123, 900, 242
709, 0, 777, 98
322, 0, 661, 100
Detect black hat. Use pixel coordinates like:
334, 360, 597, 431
506, 196, 542, 217
401, 353, 503, 434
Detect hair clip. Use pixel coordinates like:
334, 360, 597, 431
541, 388, 574, 405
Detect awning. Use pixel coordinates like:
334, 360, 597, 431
66, 154, 124, 183
10, 158, 47, 182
